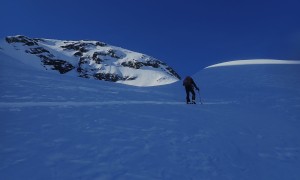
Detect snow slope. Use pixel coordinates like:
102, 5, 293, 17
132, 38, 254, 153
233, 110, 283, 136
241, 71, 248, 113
0, 35, 180, 87
1, 55, 300, 180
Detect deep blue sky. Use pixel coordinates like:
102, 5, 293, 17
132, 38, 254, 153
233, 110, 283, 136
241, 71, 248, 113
1, 0, 300, 76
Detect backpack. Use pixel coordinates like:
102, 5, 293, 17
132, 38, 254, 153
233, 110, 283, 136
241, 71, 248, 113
183, 76, 193, 86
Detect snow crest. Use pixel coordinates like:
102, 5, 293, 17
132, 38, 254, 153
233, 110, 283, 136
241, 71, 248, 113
206, 59, 300, 68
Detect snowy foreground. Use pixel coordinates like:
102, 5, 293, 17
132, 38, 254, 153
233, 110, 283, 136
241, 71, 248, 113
1, 54, 300, 180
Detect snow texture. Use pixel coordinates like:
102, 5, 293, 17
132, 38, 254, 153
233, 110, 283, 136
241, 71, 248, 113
1, 50, 300, 180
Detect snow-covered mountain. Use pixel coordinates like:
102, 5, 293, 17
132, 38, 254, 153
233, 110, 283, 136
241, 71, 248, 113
1, 53, 300, 180
0, 35, 180, 86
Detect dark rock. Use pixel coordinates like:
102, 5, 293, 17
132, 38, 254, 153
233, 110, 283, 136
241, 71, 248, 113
93, 73, 136, 82
6, 35, 38, 46
143, 60, 160, 68
74, 51, 83, 57
121, 59, 161, 69
77, 67, 83, 73
92, 52, 103, 64
33, 38, 45, 42
121, 61, 144, 69
38, 55, 74, 74
96, 41, 107, 47
61, 43, 81, 51
79, 47, 88, 53
121, 59, 180, 79
61, 42, 98, 53
94, 73, 122, 82
107, 49, 121, 59
77, 57, 92, 78
166, 67, 181, 80
78, 57, 89, 66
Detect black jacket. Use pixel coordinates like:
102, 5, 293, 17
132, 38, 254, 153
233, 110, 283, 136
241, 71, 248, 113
183, 76, 199, 90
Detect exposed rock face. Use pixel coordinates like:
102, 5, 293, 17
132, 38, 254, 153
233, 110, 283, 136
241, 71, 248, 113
94, 73, 136, 82
3, 35, 181, 86
6, 35, 39, 46
5, 36, 75, 74
38, 55, 75, 74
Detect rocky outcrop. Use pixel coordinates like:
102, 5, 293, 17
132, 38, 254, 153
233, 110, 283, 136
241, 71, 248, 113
120, 59, 181, 79
94, 73, 137, 82
6, 36, 75, 74
61, 41, 107, 52
6, 35, 39, 46
92, 52, 104, 64
165, 67, 181, 80
39, 55, 74, 74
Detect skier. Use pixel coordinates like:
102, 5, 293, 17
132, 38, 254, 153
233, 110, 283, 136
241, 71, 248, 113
183, 76, 200, 104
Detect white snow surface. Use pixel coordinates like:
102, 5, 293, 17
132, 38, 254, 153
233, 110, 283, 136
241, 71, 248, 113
1, 53, 300, 180
206, 59, 300, 68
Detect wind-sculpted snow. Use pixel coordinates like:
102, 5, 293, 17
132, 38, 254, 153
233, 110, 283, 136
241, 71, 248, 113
1, 53, 300, 180
206, 59, 300, 68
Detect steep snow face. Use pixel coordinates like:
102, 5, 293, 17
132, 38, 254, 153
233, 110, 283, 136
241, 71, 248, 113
206, 59, 300, 68
0, 35, 180, 86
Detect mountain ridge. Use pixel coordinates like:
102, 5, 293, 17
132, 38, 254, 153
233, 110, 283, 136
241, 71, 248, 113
0, 35, 181, 87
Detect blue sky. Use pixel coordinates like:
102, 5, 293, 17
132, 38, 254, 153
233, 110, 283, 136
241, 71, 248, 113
1, 0, 300, 76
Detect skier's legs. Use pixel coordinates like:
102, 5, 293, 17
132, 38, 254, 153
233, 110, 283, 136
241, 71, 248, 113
185, 87, 191, 103
191, 89, 196, 101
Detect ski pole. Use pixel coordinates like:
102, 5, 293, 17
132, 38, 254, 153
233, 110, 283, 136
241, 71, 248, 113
198, 90, 203, 104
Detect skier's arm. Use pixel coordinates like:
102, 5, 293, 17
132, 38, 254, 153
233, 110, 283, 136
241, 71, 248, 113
192, 80, 200, 91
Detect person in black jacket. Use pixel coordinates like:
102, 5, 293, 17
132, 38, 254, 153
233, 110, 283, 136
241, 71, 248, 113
183, 76, 200, 104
